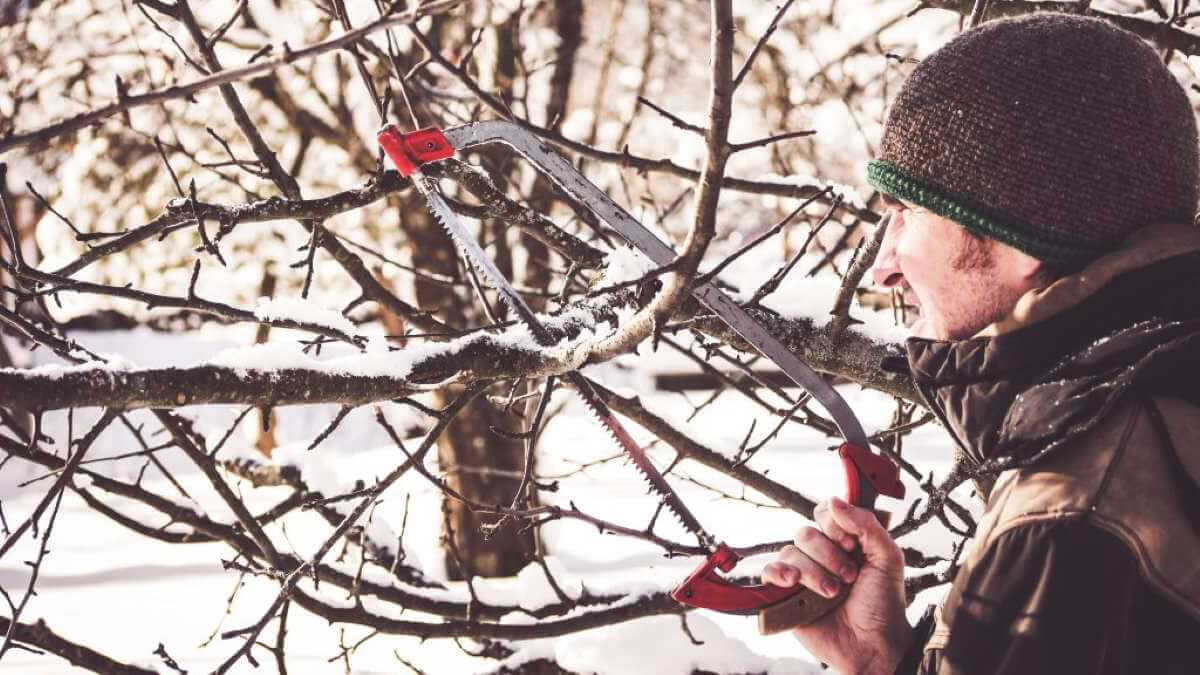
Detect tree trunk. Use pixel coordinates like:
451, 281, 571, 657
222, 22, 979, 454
254, 268, 278, 457
404, 183, 535, 578
0, 168, 34, 439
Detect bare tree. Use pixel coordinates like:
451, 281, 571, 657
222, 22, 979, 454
0, 0, 1195, 672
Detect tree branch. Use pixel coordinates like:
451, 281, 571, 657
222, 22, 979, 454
0, 617, 156, 675
0, 0, 469, 156
586, 0, 735, 361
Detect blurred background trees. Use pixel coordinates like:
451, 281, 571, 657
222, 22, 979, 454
1, 0, 1197, 672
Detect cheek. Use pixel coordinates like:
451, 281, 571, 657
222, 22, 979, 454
894, 223, 944, 294
902, 220, 955, 309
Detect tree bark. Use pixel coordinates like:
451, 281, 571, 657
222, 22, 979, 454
404, 173, 534, 577
255, 267, 278, 457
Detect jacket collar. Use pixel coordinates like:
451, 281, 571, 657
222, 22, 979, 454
904, 223, 1200, 469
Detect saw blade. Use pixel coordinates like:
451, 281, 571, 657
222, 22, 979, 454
443, 122, 872, 452
574, 380, 713, 547
410, 169, 713, 547
411, 171, 547, 342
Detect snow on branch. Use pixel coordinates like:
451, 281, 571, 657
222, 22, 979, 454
0, 293, 633, 410
0, 0, 995, 670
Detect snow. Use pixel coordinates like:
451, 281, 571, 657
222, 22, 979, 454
206, 337, 429, 381
700, 246, 911, 345
601, 245, 657, 285
473, 557, 583, 610
201, 294, 625, 383
253, 295, 359, 336
760, 171, 871, 212
496, 614, 819, 675
561, 109, 596, 142
0, 353, 130, 380
263, 438, 452, 581
765, 278, 911, 345
0, 328, 967, 674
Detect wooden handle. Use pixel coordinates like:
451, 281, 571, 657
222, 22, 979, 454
757, 585, 848, 635
758, 508, 891, 635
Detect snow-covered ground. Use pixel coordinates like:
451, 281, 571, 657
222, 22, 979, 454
0, 326, 971, 674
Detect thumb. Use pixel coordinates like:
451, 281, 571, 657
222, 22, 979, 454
828, 496, 902, 570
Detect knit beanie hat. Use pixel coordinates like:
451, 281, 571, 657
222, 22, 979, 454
866, 12, 1199, 266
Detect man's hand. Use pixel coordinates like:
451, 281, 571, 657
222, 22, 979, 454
761, 496, 915, 675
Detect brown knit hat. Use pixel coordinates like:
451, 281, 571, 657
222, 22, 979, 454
866, 12, 1199, 266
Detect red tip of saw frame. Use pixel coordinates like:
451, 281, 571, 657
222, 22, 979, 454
378, 125, 455, 176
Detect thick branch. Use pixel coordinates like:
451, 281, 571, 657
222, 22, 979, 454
688, 307, 916, 401
586, 0, 734, 360
0, 617, 156, 675
0, 297, 911, 410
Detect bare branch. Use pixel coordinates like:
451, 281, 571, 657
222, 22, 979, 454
0, 617, 156, 675
0, 0, 470, 155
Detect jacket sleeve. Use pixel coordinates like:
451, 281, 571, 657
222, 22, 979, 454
914, 517, 1156, 675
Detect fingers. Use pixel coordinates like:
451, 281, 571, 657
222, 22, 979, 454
826, 496, 903, 570
761, 561, 797, 588
794, 525, 858, 584
763, 498, 902, 601
762, 546, 844, 599
813, 500, 856, 552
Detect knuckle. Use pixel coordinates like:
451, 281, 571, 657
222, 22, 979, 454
794, 526, 823, 548
817, 517, 844, 541
776, 544, 802, 565
852, 506, 877, 527
814, 509, 834, 530
763, 562, 797, 587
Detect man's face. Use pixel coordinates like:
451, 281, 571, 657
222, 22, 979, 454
871, 196, 1042, 340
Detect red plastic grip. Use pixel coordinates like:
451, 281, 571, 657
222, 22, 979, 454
674, 445, 904, 616
838, 442, 905, 505
673, 445, 905, 616
377, 125, 455, 176
672, 544, 798, 612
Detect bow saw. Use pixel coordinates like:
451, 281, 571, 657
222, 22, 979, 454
378, 121, 904, 635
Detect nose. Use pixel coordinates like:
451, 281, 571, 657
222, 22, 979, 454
871, 210, 903, 287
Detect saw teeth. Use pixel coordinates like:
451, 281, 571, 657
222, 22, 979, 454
419, 183, 544, 337
417, 180, 709, 544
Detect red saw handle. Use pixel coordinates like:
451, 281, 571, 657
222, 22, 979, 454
671, 544, 796, 613
673, 442, 903, 634
839, 440, 905, 505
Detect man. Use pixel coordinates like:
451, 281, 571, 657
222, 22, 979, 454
762, 12, 1200, 674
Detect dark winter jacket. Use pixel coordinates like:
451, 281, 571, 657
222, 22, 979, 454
894, 222, 1200, 674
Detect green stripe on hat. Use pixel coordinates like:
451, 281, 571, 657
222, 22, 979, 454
866, 160, 1106, 266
